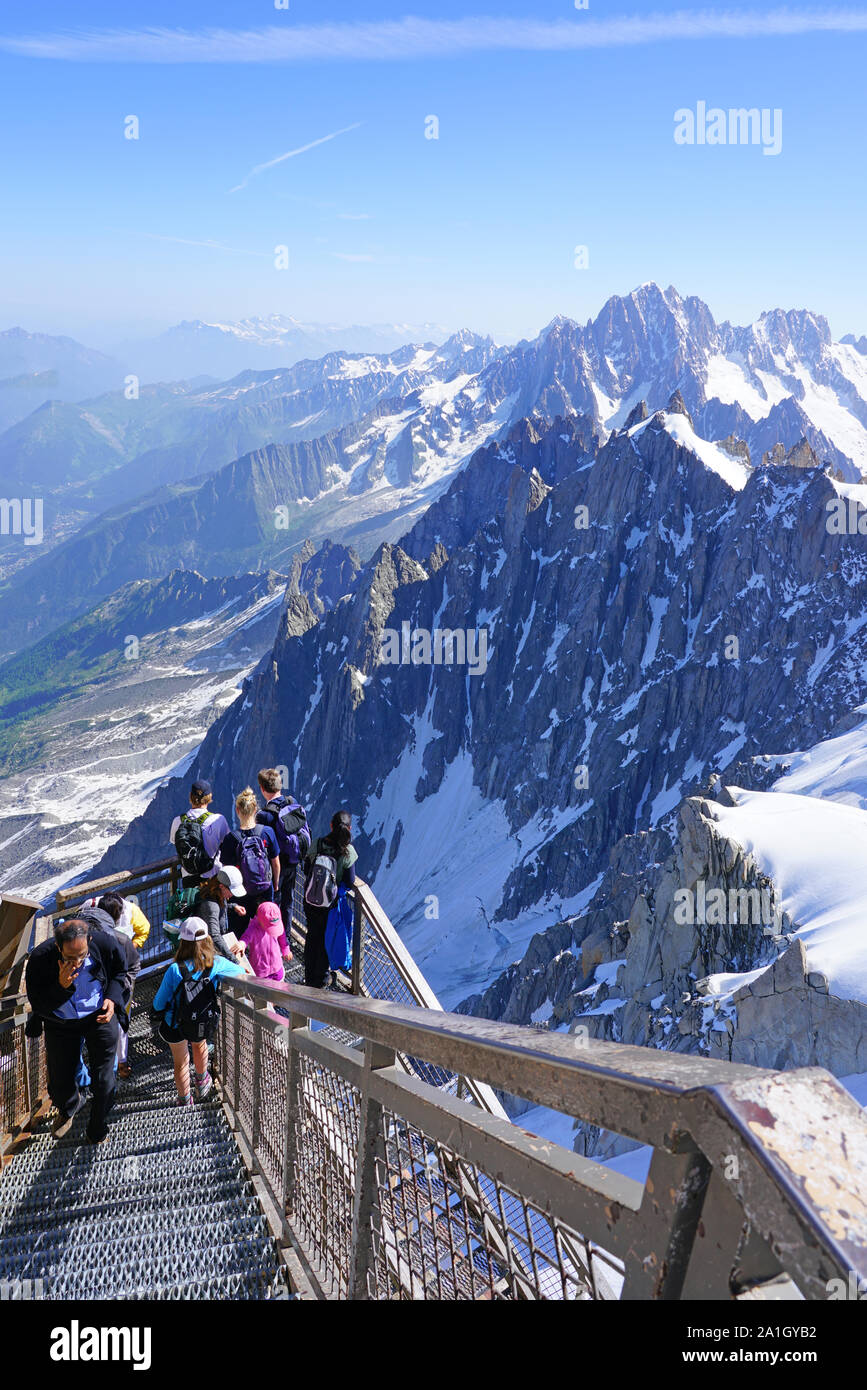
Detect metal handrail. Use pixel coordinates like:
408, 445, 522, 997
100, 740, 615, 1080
0, 991, 50, 1155
216, 972, 867, 1301
6, 855, 865, 1299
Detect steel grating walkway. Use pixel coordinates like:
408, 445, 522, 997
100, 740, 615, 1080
0, 976, 293, 1300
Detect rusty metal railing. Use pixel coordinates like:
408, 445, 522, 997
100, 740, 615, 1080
0, 995, 50, 1158
214, 974, 867, 1301
0, 895, 48, 1155
52, 857, 181, 968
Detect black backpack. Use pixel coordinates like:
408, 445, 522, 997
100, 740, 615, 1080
172, 962, 220, 1042
174, 811, 215, 877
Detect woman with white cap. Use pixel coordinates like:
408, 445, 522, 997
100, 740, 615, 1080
152, 917, 246, 1106
191, 865, 249, 961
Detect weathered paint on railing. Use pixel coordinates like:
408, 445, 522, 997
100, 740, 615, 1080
214, 973, 867, 1301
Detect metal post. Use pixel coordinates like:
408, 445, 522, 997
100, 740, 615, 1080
679, 1167, 781, 1298
20, 1023, 32, 1120
282, 1012, 306, 1219
251, 1007, 263, 1150
233, 999, 241, 1112
621, 1147, 713, 1300
349, 1037, 395, 1299
218, 995, 227, 1089
350, 893, 363, 996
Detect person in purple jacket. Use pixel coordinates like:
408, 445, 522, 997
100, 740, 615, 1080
220, 787, 280, 926
169, 779, 230, 888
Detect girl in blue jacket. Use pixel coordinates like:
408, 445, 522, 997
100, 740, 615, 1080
153, 917, 246, 1106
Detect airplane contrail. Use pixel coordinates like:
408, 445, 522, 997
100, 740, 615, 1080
230, 123, 363, 193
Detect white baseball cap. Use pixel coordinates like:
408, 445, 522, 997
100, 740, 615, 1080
178, 916, 210, 942
216, 865, 245, 897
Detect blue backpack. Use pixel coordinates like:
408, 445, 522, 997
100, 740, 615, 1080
238, 829, 272, 893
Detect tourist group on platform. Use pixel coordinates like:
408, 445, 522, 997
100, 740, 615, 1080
26, 771, 357, 1142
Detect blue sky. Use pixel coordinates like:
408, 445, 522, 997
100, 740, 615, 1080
1, 1, 866, 347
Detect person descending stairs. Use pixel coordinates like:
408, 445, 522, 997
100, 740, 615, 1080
0, 973, 292, 1300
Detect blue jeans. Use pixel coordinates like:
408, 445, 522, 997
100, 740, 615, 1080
76, 1046, 91, 1089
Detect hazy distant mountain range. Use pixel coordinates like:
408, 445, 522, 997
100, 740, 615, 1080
0, 327, 125, 434
0, 317, 452, 434
3, 284, 867, 657
115, 315, 451, 385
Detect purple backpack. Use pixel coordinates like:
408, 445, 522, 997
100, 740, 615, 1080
238, 829, 272, 893
258, 795, 310, 865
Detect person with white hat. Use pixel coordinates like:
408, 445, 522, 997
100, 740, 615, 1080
151, 917, 246, 1106
190, 865, 249, 961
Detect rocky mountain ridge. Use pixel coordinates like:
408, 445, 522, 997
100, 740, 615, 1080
92, 399, 867, 1020
5, 283, 867, 657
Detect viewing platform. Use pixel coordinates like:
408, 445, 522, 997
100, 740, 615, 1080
1, 856, 865, 1301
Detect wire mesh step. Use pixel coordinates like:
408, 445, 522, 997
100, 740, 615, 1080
1, 1235, 286, 1291
9, 1118, 234, 1169
0, 1151, 250, 1205
0, 1212, 272, 1264
3, 1141, 239, 1183
12, 1267, 294, 1301
25, 1096, 224, 1129
0, 1184, 264, 1239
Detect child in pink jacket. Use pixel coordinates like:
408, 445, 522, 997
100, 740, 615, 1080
245, 901, 293, 982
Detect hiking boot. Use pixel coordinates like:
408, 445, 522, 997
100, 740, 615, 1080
52, 1098, 83, 1139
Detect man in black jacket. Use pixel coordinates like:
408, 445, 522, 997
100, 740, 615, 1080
26, 917, 130, 1143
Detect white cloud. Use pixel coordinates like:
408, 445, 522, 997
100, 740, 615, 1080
3, 10, 867, 63
230, 123, 362, 192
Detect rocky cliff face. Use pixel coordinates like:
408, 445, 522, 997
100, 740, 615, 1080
465, 784, 867, 1154
94, 400, 867, 1015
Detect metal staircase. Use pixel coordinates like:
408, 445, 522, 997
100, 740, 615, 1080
1, 863, 866, 1301
0, 975, 292, 1300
